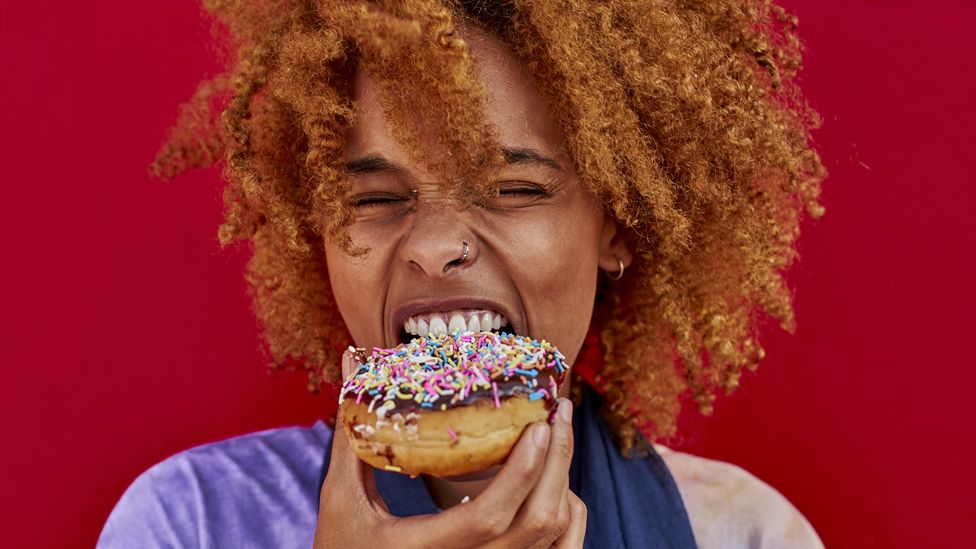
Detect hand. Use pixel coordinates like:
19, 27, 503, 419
312, 349, 586, 549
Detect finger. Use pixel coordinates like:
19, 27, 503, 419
552, 490, 587, 549
341, 346, 364, 380
321, 414, 386, 513
555, 477, 571, 536
465, 420, 551, 524
392, 421, 551, 547
314, 417, 389, 547
528, 398, 575, 505
499, 398, 576, 547
526, 481, 572, 549
334, 349, 383, 506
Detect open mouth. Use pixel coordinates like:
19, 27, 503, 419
398, 309, 517, 344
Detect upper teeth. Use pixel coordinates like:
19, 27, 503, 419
404, 310, 506, 338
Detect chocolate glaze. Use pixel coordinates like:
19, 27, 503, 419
341, 368, 561, 415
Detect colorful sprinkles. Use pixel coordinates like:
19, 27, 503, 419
339, 331, 567, 412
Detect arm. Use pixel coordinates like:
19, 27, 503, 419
656, 445, 824, 549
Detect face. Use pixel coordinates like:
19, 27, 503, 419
324, 25, 630, 381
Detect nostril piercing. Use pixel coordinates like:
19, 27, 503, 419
444, 241, 470, 273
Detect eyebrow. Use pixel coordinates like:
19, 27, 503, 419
502, 147, 564, 172
344, 146, 564, 175
344, 154, 400, 175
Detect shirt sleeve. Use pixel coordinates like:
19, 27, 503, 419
97, 453, 208, 549
97, 423, 330, 549
655, 444, 825, 549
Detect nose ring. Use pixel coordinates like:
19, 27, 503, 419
444, 241, 470, 273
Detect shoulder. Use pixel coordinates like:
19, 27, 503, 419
654, 444, 824, 549
97, 422, 333, 549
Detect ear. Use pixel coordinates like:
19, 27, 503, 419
597, 213, 633, 275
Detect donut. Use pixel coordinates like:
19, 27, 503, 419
338, 331, 568, 477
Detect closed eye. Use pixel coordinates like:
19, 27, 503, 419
480, 180, 553, 209
498, 182, 547, 196
349, 193, 410, 209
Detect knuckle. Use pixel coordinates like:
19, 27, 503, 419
550, 519, 566, 538
522, 510, 550, 536
513, 460, 539, 484
523, 505, 563, 539
476, 511, 510, 539
572, 495, 588, 517
556, 501, 571, 530
553, 437, 573, 461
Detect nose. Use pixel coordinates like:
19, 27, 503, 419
398, 203, 476, 276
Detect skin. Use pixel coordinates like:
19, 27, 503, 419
315, 24, 632, 548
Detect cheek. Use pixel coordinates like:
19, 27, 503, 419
502, 206, 603, 341
538, 248, 599, 330
532, 227, 598, 296
323, 239, 388, 344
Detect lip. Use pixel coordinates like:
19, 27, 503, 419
388, 297, 523, 347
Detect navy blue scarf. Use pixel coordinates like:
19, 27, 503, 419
320, 386, 697, 548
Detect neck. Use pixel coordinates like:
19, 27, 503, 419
421, 467, 499, 509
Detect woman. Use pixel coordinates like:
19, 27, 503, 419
100, 1, 826, 547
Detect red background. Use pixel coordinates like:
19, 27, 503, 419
3, 1, 974, 547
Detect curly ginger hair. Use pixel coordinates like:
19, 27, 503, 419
153, 0, 825, 454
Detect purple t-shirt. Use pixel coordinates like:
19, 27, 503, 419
98, 422, 332, 548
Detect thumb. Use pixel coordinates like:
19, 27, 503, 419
328, 347, 386, 512
315, 415, 387, 549
322, 413, 388, 513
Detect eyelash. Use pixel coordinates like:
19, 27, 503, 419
350, 193, 409, 209
497, 182, 548, 195
348, 180, 552, 212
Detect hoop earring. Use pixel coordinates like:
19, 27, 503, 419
607, 256, 625, 280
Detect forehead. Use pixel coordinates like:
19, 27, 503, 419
343, 24, 568, 166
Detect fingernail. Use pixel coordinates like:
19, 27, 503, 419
532, 423, 551, 449
558, 398, 573, 424
341, 351, 352, 379
342, 346, 359, 379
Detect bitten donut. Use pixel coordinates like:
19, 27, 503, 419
338, 332, 567, 477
